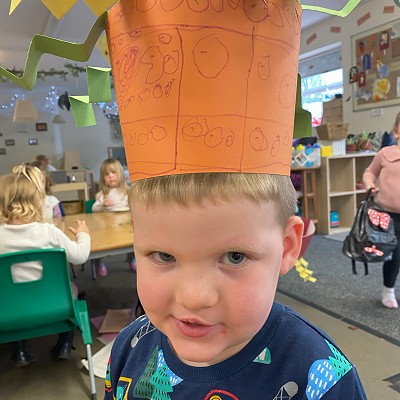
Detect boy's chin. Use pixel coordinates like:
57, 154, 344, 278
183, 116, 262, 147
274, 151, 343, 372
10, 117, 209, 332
168, 337, 246, 367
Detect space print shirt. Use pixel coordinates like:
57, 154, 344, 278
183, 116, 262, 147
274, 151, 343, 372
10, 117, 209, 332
104, 302, 366, 400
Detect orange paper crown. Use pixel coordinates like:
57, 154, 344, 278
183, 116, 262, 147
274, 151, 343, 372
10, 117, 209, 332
107, 0, 302, 182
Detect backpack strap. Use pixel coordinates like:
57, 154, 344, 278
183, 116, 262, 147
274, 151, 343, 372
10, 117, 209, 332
352, 259, 357, 275
364, 262, 369, 276
351, 260, 369, 275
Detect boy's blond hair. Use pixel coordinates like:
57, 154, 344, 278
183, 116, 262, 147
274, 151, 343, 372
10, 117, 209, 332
0, 164, 45, 224
129, 173, 297, 227
99, 158, 128, 196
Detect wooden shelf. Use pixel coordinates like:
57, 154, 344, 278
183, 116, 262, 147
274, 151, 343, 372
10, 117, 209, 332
291, 167, 319, 224
316, 152, 376, 235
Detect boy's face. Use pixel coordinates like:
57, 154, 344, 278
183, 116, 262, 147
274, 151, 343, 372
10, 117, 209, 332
131, 197, 302, 366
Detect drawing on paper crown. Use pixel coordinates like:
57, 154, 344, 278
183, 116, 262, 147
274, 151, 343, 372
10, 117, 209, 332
106, 0, 303, 181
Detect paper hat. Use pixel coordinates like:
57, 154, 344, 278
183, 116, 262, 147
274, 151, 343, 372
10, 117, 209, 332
107, 0, 302, 182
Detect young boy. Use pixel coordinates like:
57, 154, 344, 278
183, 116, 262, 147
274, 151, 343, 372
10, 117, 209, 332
104, 173, 366, 399
104, 1, 366, 398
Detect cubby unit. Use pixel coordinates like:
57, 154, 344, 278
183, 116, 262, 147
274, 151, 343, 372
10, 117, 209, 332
316, 152, 376, 235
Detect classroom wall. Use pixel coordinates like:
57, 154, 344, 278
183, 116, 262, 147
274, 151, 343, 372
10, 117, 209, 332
1, 2, 399, 178
0, 98, 123, 180
300, 1, 400, 136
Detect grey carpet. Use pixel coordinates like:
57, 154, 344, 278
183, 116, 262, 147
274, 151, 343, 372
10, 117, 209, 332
278, 234, 400, 345
323, 231, 349, 242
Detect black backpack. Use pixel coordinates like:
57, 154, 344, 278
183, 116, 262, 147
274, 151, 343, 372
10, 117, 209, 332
342, 189, 397, 275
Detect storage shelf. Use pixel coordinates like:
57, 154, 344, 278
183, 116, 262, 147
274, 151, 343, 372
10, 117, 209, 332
317, 152, 376, 235
329, 191, 355, 197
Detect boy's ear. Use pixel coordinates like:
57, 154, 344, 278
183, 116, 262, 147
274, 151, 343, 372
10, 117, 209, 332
279, 216, 304, 276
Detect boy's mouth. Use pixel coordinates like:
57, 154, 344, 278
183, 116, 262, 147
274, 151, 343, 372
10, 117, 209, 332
173, 317, 216, 338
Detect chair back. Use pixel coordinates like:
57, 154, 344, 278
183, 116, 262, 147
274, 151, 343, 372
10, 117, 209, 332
0, 248, 77, 342
0, 248, 96, 398
85, 199, 95, 214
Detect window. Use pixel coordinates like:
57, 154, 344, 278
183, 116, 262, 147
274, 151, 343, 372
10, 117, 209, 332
299, 47, 343, 127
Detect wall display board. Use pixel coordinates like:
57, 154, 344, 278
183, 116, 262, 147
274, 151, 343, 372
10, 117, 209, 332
352, 19, 400, 111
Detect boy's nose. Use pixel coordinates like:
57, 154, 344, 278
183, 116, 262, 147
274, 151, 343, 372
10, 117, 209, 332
175, 268, 219, 311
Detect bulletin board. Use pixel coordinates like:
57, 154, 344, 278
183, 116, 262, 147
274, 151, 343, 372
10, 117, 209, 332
352, 19, 400, 111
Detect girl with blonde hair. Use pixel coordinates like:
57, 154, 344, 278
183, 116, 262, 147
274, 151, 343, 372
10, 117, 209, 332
91, 158, 136, 277
0, 164, 91, 366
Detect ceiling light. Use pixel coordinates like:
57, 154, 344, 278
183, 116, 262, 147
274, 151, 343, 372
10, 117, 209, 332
13, 100, 39, 122
52, 114, 66, 124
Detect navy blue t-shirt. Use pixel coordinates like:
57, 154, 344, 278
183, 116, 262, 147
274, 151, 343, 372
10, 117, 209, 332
104, 302, 366, 399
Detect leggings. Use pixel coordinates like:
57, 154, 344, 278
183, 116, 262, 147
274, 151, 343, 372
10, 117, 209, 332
383, 212, 400, 288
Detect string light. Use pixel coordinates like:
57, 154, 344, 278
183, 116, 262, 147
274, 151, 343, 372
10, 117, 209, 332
1, 88, 119, 121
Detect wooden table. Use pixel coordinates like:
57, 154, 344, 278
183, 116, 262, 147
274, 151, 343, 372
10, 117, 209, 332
53, 211, 133, 278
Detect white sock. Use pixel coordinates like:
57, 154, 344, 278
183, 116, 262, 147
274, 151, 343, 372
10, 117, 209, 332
382, 286, 398, 309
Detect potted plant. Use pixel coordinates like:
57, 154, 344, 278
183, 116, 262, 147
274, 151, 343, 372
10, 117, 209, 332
346, 134, 358, 152
357, 131, 374, 151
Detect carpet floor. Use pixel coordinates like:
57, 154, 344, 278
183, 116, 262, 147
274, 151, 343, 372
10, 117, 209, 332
278, 234, 400, 345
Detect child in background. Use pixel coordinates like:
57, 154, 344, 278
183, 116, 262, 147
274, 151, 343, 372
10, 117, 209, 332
92, 158, 136, 277
34, 154, 57, 172
0, 164, 91, 366
363, 111, 400, 309
31, 160, 63, 219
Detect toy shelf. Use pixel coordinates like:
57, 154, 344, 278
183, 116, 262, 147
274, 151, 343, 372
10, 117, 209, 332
316, 152, 376, 235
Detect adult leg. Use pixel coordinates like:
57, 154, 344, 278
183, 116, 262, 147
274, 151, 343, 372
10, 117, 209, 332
382, 213, 400, 308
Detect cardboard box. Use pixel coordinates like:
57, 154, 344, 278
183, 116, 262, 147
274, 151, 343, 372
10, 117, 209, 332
323, 107, 343, 123
323, 98, 343, 109
316, 122, 349, 140
322, 98, 343, 123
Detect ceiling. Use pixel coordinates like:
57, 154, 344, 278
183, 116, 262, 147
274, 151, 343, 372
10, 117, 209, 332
0, 0, 370, 92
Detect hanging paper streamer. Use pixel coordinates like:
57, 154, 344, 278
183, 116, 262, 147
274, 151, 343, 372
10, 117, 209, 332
0, 13, 106, 90
41, 0, 78, 19
301, 0, 362, 17
9, 0, 22, 15
41, 0, 117, 20
83, 0, 118, 16
95, 34, 110, 64
69, 96, 96, 127
70, 66, 112, 127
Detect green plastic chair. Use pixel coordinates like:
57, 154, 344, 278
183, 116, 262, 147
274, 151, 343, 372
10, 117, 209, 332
85, 199, 95, 214
70, 199, 96, 279
0, 248, 97, 400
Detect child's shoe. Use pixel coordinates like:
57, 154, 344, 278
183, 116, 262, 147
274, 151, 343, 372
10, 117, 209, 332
14, 349, 37, 367
51, 331, 74, 359
382, 286, 398, 309
95, 262, 108, 277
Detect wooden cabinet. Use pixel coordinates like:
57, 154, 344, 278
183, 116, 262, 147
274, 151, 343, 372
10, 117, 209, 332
317, 152, 375, 235
52, 182, 89, 202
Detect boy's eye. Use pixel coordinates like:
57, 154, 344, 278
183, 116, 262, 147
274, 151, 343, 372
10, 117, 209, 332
152, 252, 175, 263
220, 252, 247, 266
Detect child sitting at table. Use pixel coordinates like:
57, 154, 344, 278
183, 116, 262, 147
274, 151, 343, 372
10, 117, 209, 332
31, 160, 63, 219
92, 158, 136, 277
0, 164, 91, 367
